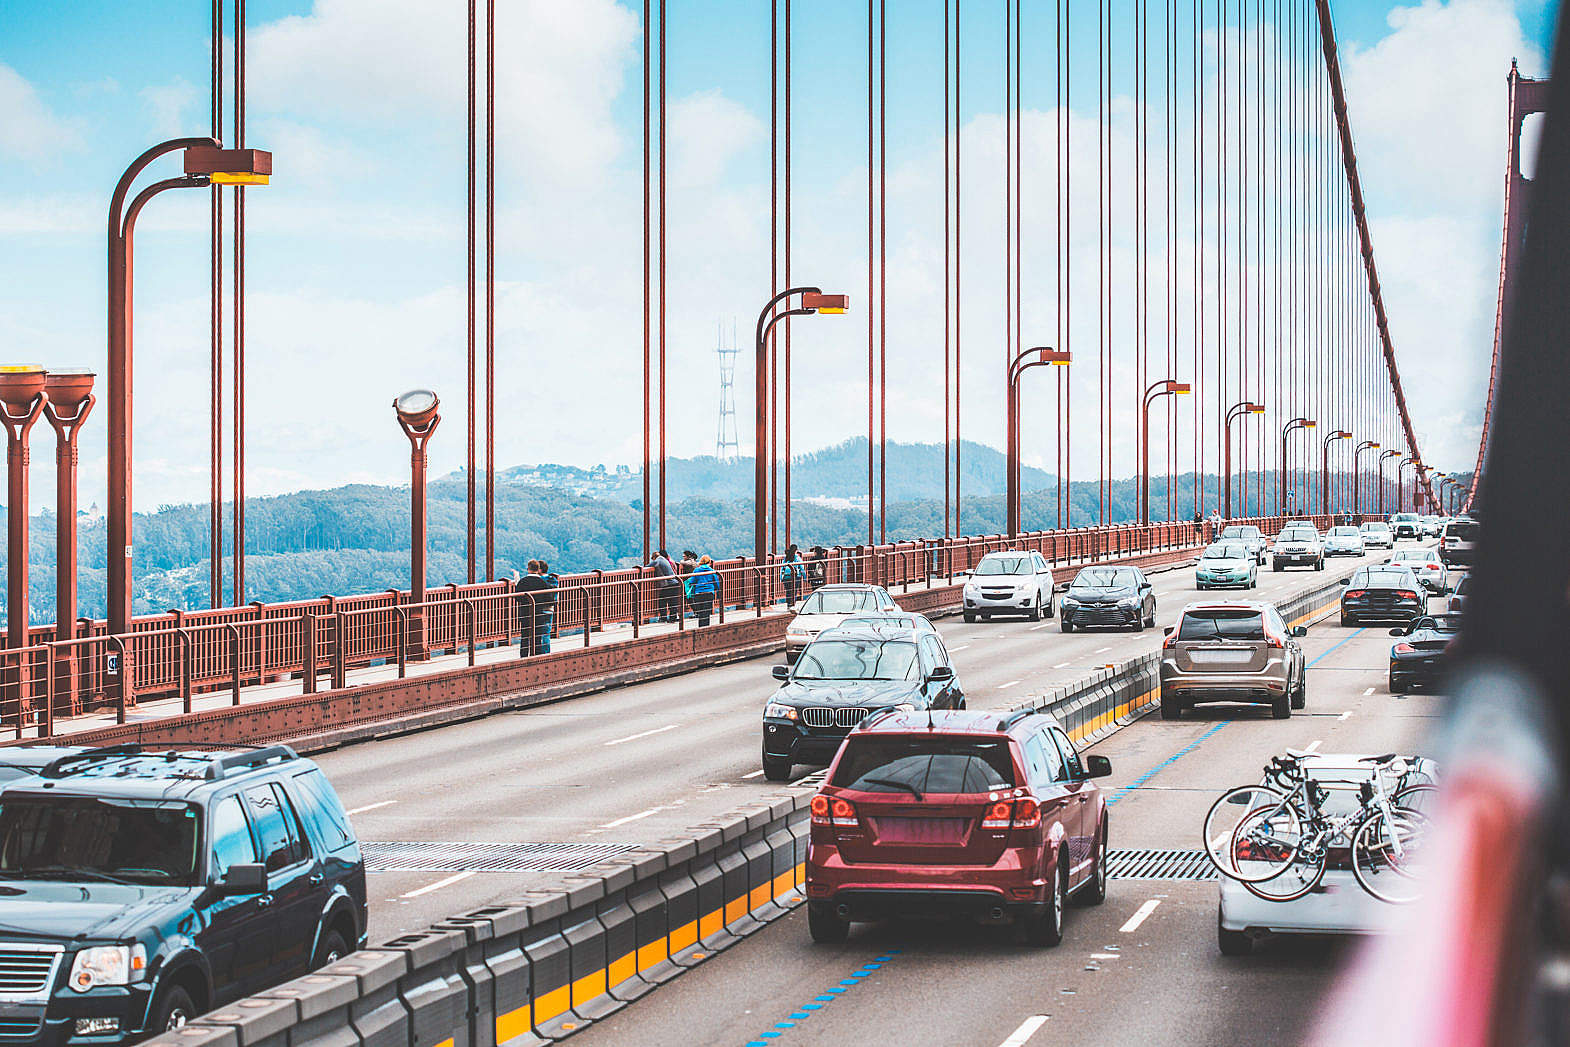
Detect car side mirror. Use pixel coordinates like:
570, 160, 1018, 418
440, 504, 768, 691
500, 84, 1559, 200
1054, 582, 1070, 593
1291, 626, 1308, 638
1163, 626, 1174, 636
962, 569, 973, 577
216, 863, 267, 896
1140, 582, 1152, 591
1388, 627, 1406, 637
1085, 755, 1112, 779
1339, 579, 1349, 586
926, 666, 955, 684
772, 665, 790, 681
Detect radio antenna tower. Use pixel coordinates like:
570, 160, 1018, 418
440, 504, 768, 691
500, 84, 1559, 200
715, 318, 740, 462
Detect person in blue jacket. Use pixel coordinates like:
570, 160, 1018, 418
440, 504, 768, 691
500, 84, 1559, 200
780, 543, 806, 609
684, 555, 720, 626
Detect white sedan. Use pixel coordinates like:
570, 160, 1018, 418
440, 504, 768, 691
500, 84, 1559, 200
1386, 548, 1450, 594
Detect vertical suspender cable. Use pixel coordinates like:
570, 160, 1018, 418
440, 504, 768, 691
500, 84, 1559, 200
641, 0, 651, 562
770, 0, 778, 557
466, 0, 476, 584
944, 0, 951, 541
233, 0, 246, 606
210, 0, 223, 607
784, 0, 794, 546
485, 0, 495, 580
956, 0, 963, 536
866, 0, 875, 546
879, 0, 887, 543
658, 0, 667, 551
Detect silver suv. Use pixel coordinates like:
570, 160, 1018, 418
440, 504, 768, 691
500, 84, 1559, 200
1271, 525, 1325, 572
1159, 602, 1308, 720
1440, 518, 1478, 568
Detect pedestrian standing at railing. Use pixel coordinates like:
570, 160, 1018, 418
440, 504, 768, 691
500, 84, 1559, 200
685, 555, 719, 626
780, 544, 805, 609
650, 549, 680, 623
807, 546, 828, 589
537, 561, 559, 653
512, 561, 552, 657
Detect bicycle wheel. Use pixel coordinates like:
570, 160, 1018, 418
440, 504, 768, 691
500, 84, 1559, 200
1242, 841, 1327, 902
1392, 783, 1439, 817
1202, 786, 1303, 883
1351, 806, 1432, 904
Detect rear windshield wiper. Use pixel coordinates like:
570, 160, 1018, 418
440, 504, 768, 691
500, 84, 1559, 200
861, 777, 924, 800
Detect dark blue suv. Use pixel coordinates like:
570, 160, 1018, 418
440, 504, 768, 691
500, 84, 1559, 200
0, 744, 366, 1044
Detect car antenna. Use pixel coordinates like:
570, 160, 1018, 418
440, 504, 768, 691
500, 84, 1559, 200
927, 707, 934, 731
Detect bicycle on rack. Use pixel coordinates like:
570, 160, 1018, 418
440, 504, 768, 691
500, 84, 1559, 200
1202, 751, 1434, 904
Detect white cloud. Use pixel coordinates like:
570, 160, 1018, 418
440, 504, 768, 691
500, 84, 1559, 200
668, 89, 766, 186
0, 61, 81, 164
140, 79, 200, 139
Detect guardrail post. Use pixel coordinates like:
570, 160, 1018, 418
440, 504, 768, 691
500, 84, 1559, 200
41, 647, 54, 738
111, 637, 130, 724
178, 628, 193, 712
332, 612, 347, 690
589, 570, 604, 634
302, 614, 318, 695
464, 600, 477, 666
627, 580, 641, 638
396, 608, 408, 678
228, 624, 242, 705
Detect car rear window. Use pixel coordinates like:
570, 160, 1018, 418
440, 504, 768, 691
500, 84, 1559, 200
1445, 522, 1479, 540
831, 738, 1017, 794
1177, 609, 1266, 641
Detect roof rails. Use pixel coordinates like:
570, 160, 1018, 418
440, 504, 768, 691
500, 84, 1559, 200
41, 744, 143, 778
996, 708, 1037, 733
204, 745, 299, 780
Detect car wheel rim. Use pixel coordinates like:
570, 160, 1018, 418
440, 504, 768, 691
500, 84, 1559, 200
167, 1010, 190, 1031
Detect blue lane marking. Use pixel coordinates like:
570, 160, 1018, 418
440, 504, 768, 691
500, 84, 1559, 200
1307, 627, 1365, 667
744, 949, 901, 1044
1107, 720, 1229, 805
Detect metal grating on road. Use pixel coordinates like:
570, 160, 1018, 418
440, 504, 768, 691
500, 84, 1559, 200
1106, 848, 1218, 882
364, 841, 637, 873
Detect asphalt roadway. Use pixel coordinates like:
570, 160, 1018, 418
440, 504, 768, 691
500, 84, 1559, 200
568, 575, 1449, 1047
317, 541, 1435, 941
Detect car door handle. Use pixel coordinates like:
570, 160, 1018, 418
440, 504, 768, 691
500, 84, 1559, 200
256, 894, 274, 909
309, 872, 324, 886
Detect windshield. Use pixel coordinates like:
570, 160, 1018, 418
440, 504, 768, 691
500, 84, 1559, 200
0, 796, 199, 885
1073, 568, 1139, 588
975, 555, 1032, 576
1330, 527, 1359, 536
1393, 514, 1418, 522
1414, 615, 1463, 634
1362, 523, 1391, 532
831, 738, 1017, 793
1219, 527, 1259, 540
1392, 551, 1435, 563
1280, 529, 1317, 541
1359, 569, 1417, 588
838, 615, 917, 632
1202, 543, 1247, 560
798, 590, 880, 615
794, 639, 918, 681
1177, 610, 1266, 641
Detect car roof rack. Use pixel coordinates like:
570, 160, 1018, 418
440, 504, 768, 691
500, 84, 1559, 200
996, 708, 1037, 732
40, 744, 143, 778
204, 745, 299, 780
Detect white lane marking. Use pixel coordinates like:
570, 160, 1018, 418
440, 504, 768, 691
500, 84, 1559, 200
1031, 624, 1051, 631
600, 806, 673, 829
604, 723, 680, 747
997, 1015, 1050, 1047
1053, 662, 1071, 669
1304, 740, 1322, 753
1090, 952, 1120, 960
1000, 680, 1023, 689
951, 644, 971, 651
1095, 646, 1112, 653
742, 769, 765, 779
1362, 687, 1375, 696
1338, 711, 1352, 721
348, 800, 397, 816
1119, 899, 1161, 933
401, 870, 476, 898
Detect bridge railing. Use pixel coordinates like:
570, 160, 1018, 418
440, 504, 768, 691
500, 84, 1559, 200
0, 514, 1320, 735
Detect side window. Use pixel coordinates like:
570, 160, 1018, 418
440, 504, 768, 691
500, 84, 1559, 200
245, 783, 309, 872
1268, 609, 1289, 635
210, 795, 258, 879
920, 636, 946, 672
1049, 727, 1084, 780
1025, 731, 1065, 785
291, 770, 355, 853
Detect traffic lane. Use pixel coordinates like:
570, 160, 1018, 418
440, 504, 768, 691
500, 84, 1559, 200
335, 545, 1414, 936
566, 615, 1441, 1047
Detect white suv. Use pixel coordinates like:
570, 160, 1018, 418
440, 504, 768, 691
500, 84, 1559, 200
1271, 525, 1325, 572
1440, 518, 1478, 568
962, 550, 1057, 622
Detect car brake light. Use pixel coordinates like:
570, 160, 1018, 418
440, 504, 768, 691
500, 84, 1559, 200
1397, 590, 1419, 600
982, 801, 1014, 830
1344, 590, 1367, 599
810, 794, 831, 824
830, 797, 858, 827
1393, 643, 1415, 655
1012, 796, 1042, 829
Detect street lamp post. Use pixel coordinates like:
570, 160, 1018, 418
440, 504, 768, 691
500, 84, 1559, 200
1398, 458, 1418, 513
1223, 401, 1264, 520
1377, 450, 1401, 516
753, 288, 847, 567
1351, 440, 1381, 516
1279, 417, 1316, 516
42, 370, 94, 712
0, 367, 47, 724
394, 390, 440, 662
106, 140, 271, 640
1319, 430, 1352, 517
1140, 380, 1190, 526
1007, 347, 1074, 536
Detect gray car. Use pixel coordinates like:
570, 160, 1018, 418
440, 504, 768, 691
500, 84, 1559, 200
1324, 526, 1365, 557
1159, 601, 1308, 720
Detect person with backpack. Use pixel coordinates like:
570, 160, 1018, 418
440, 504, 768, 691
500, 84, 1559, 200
684, 555, 720, 626
806, 546, 828, 590
650, 549, 680, 623
536, 561, 559, 653
780, 544, 806, 609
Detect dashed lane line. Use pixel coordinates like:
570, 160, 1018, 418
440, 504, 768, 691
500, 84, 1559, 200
1119, 899, 1161, 933
996, 1016, 1050, 1047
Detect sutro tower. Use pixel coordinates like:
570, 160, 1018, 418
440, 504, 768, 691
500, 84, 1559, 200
715, 318, 740, 462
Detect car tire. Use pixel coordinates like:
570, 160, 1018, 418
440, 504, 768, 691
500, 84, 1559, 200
762, 754, 793, 782
808, 903, 850, 944
314, 929, 350, 969
1389, 675, 1407, 695
1272, 562, 1282, 573
1023, 851, 1068, 947
1075, 824, 1109, 906
1340, 614, 1352, 627
149, 985, 198, 1033
1272, 691, 1291, 719
1133, 615, 1145, 633
1046, 597, 1055, 619
1218, 915, 1255, 957
1160, 693, 1180, 720
963, 612, 976, 623
1315, 558, 1324, 571
1291, 673, 1306, 710
1029, 600, 1042, 623
1061, 620, 1073, 633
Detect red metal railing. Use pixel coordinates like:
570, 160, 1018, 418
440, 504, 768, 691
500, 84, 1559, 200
0, 515, 1323, 738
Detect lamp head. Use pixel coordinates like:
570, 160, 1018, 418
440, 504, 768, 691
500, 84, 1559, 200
394, 388, 440, 429
1247, 403, 1265, 414
0, 366, 47, 411
1034, 347, 1073, 366
801, 291, 849, 314
44, 369, 95, 412
1170, 382, 1192, 395
184, 146, 273, 186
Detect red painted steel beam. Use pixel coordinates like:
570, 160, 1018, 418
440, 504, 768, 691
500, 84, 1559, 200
1310, 0, 1436, 511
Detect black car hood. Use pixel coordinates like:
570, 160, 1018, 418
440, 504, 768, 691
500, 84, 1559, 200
773, 680, 926, 708
0, 880, 197, 943
1067, 586, 1135, 600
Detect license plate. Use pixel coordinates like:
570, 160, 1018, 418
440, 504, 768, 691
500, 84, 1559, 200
1192, 649, 1256, 666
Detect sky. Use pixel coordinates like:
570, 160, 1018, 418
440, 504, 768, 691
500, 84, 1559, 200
0, 0, 1557, 517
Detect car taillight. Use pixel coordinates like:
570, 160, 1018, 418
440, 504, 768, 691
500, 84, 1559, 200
1162, 632, 1177, 649
1012, 796, 1042, 829
1267, 634, 1285, 650
1344, 590, 1367, 599
810, 794, 831, 824
1397, 590, 1419, 600
1393, 642, 1415, 655
830, 797, 858, 827
981, 801, 1014, 830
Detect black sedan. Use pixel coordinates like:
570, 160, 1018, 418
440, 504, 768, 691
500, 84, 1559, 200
761, 626, 964, 781
1388, 613, 1461, 693
1058, 566, 1157, 632
1339, 565, 1427, 626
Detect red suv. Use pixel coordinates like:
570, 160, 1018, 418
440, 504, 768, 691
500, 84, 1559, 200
805, 709, 1112, 946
